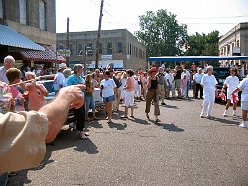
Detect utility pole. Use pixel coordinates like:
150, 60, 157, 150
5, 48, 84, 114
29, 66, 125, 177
95, 0, 104, 69
66, 17, 70, 66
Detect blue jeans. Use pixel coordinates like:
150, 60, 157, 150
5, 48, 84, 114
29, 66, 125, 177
85, 96, 95, 113
0, 173, 8, 186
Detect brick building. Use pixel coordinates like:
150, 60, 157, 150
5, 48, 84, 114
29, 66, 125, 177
57, 29, 147, 70
0, 0, 65, 67
219, 22, 248, 67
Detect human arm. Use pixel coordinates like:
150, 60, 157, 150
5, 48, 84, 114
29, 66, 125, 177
39, 85, 84, 143
147, 76, 151, 89
36, 83, 49, 96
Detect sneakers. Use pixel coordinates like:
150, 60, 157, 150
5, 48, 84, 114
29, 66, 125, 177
200, 112, 204, 118
232, 110, 237, 117
206, 115, 214, 119
223, 110, 227, 117
239, 122, 247, 128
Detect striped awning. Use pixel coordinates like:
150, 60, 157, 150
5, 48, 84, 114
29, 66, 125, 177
21, 44, 66, 63
0, 24, 44, 51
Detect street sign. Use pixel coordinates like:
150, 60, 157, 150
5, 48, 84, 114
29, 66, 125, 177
101, 55, 112, 61
57, 49, 71, 57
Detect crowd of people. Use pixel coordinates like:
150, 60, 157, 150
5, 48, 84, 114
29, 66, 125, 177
2, 55, 248, 185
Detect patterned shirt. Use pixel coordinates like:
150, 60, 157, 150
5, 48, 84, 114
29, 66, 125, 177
0, 81, 13, 114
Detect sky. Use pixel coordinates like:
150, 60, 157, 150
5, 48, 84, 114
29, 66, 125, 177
56, 0, 248, 36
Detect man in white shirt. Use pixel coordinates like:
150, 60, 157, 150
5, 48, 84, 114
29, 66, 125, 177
0, 55, 15, 84
194, 68, 204, 99
53, 63, 67, 93
164, 69, 173, 98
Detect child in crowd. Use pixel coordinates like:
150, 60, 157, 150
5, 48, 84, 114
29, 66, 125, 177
6, 68, 25, 112
25, 72, 48, 111
181, 74, 188, 97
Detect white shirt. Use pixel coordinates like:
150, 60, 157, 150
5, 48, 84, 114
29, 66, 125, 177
100, 79, 116, 98
53, 72, 66, 91
0, 66, 8, 84
201, 74, 217, 92
224, 76, 239, 96
164, 73, 173, 86
194, 73, 204, 84
181, 71, 190, 79
238, 78, 248, 101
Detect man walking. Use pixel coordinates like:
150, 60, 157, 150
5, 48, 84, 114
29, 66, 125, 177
194, 68, 204, 99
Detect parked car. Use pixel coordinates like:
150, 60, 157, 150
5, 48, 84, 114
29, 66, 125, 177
213, 67, 242, 102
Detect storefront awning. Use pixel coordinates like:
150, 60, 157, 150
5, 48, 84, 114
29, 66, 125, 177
0, 25, 44, 51
21, 44, 66, 63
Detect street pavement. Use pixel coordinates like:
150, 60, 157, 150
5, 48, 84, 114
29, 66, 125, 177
8, 95, 248, 186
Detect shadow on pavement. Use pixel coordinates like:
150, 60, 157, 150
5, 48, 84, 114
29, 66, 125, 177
207, 117, 240, 125
74, 138, 99, 154
154, 122, 185, 132
131, 117, 150, 125
108, 122, 127, 130
162, 123, 185, 132
161, 104, 179, 109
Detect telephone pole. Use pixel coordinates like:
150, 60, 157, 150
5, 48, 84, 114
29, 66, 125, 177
66, 17, 70, 65
95, 0, 104, 69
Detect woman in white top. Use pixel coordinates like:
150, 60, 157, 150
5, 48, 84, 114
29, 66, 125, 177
200, 66, 218, 118
100, 70, 117, 123
222, 68, 240, 117
231, 76, 248, 128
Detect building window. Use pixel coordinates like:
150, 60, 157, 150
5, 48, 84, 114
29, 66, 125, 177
69, 44, 74, 55
39, 0, 46, 30
107, 42, 112, 55
117, 42, 123, 53
86, 43, 93, 56
19, 0, 27, 24
77, 43, 83, 55
99, 43, 102, 54
0, 0, 3, 18
129, 44, 132, 55
236, 40, 240, 47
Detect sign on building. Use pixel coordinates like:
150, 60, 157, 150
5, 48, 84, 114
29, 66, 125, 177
101, 55, 112, 61
57, 49, 71, 57
233, 47, 241, 55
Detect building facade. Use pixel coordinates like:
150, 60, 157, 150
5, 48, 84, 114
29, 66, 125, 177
0, 0, 62, 67
57, 29, 147, 70
219, 22, 248, 67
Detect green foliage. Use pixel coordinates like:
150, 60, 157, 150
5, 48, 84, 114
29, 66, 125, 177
185, 31, 220, 66
136, 9, 187, 58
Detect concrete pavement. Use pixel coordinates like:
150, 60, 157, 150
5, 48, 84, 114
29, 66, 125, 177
9, 97, 248, 186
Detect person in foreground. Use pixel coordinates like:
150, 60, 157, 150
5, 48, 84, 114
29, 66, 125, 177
0, 85, 84, 173
200, 65, 218, 118
231, 76, 248, 128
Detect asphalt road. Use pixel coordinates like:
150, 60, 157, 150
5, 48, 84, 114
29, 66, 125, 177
8, 96, 248, 186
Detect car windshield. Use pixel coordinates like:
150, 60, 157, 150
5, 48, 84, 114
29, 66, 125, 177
213, 68, 230, 79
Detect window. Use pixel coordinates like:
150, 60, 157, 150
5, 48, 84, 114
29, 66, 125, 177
0, 0, 3, 18
39, 0, 46, 30
86, 43, 93, 56
227, 45, 230, 54
19, 0, 27, 24
77, 43, 83, 55
236, 40, 240, 47
107, 42, 112, 55
69, 44, 74, 55
129, 44, 132, 55
117, 42, 123, 53
99, 43, 102, 54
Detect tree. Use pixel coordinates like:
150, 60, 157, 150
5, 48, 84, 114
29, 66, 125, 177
185, 31, 220, 66
136, 9, 187, 58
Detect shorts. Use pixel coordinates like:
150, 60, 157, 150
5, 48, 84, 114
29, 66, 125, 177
175, 79, 181, 89
103, 95, 115, 102
125, 91, 135, 107
241, 101, 248, 111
